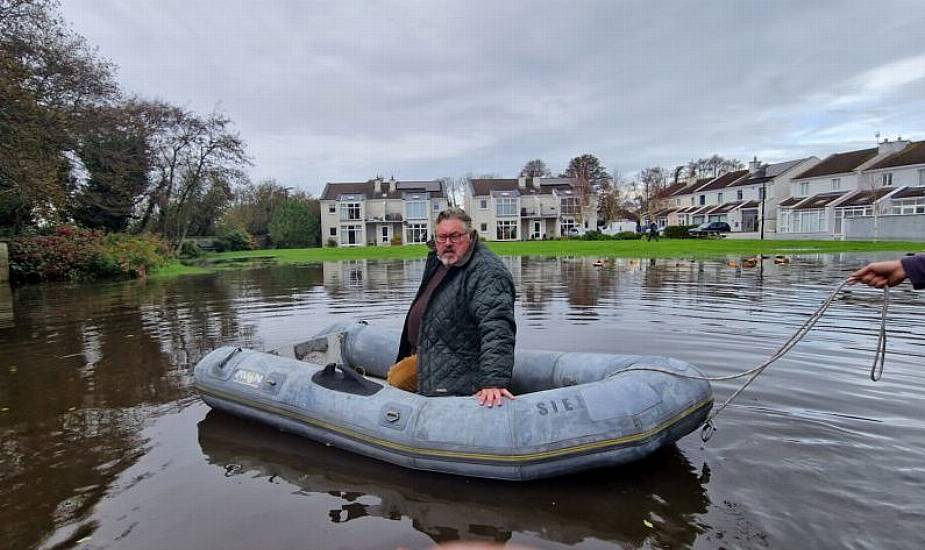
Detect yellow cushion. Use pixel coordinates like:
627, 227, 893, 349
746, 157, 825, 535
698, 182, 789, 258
387, 354, 418, 393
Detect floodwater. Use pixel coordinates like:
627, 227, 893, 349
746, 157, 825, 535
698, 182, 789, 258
1, 253, 924, 549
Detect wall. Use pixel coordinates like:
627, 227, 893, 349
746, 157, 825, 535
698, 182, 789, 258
844, 214, 925, 241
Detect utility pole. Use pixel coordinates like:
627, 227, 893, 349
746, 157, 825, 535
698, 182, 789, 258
759, 181, 766, 240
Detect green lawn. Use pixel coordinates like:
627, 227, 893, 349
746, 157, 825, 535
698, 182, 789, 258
153, 238, 924, 277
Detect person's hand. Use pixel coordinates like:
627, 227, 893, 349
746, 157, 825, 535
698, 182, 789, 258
474, 387, 515, 407
848, 260, 907, 288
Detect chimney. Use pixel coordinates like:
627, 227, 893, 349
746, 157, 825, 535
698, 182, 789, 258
518, 176, 528, 190
748, 156, 761, 174
878, 137, 910, 155
388, 176, 396, 193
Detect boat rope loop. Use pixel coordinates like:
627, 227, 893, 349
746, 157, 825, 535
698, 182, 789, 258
614, 279, 890, 442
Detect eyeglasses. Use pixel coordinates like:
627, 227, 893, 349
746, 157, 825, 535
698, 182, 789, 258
435, 232, 468, 244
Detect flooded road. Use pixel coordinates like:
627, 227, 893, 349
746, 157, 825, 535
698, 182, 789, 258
1, 253, 923, 549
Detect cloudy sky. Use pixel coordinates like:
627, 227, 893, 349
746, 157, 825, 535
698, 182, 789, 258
62, 0, 925, 195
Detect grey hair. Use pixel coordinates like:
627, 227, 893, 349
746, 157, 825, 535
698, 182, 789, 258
435, 207, 473, 230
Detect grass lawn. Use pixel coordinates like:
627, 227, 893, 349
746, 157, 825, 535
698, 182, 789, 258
154, 238, 925, 277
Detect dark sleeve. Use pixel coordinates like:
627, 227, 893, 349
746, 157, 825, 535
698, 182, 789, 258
468, 264, 516, 389
901, 254, 925, 290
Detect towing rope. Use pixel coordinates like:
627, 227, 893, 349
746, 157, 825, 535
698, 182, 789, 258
616, 279, 890, 442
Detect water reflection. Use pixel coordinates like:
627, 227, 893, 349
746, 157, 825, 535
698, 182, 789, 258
197, 411, 709, 548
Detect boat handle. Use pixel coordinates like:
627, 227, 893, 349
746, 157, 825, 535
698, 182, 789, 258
384, 410, 401, 422
217, 347, 242, 369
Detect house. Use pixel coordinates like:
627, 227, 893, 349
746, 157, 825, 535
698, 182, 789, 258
465, 177, 599, 240
319, 177, 449, 247
778, 138, 925, 238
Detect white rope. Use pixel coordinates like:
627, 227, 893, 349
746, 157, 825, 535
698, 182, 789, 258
613, 279, 890, 441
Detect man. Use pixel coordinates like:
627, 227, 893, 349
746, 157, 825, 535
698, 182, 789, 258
389, 207, 516, 407
647, 222, 659, 242
849, 254, 925, 289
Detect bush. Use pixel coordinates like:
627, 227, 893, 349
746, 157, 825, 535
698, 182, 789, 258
268, 199, 318, 249
214, 228, 255, 252
614, 231, 642, 240
663, 225, 697, 239
178, 240, 203, 258
390, 233, 402, 246
326, 237, 338, 248
578, 230, 608, 241
9, 226, 172, 283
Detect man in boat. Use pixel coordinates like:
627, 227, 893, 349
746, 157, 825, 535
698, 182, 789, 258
849, 254, 925, 289
388, 207, 517, 407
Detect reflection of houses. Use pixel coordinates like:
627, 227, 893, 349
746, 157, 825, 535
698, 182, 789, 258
779, 139, 925, 239
465, 177, 598, 240
320, 177, 449, 247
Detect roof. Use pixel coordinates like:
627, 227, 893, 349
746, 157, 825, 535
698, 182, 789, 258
731, 158, 811, 188
708, 201, 744, 214
779, 197, 803, 207
793, 147, 878, 179
866, 140, 925, 170
321, 179, 445, 200
892, 186, 925, 199
669, 178, 713, 197
470, 177, 580, 197
676, 206, 700, 213
689, 205, 714, 215
837, 188, 894, 207
695, 170, 748, 191
740, 200, 760, 208
792, 191, 847, 210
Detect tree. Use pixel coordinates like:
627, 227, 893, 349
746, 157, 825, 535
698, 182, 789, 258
639, 166, 668, 219
562, 154, 609, 225
519, 159, 551, 178
268, 198, 319, 249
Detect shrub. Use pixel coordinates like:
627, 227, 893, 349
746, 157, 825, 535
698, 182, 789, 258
268, 199, 318, 249
178, 240, 203, 258
9, 226, 172, 283
664, 225, 697, 239
579, 230, 607, 241
614, 231, 642, 240
326, 237, 338, 248
214, 228, 255, 252
390, 233, 402, 246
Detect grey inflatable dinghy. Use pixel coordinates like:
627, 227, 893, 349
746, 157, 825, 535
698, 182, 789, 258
194, 321, 713, 480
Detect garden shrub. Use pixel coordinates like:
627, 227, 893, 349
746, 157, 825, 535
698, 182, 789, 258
663, 225, 697, 239
214, 228, 255, 252
326, 237, 338, 248
614, 231, 642, 240
178, 240, 203, 258
9, 226, 172, 283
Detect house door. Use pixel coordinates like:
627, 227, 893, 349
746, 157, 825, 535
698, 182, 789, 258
741, 210, 758, 232
380, 225, 390, 244
531, 220, 542, 239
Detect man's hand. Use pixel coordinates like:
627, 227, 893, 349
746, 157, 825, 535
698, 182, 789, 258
848, 260, 907, 288
474, 387, 515, 407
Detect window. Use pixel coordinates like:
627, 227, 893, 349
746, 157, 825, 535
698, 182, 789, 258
881, 172, 893, 186
496, 220, 518, 240
690, 197, 695, 206
561, 197, 579, 215
887, 198, 925, 215
339, 224, 362, 246
918, 168, 925, 186
340, 202, 361, 221
496, 196, 517, 217
480, 222, 487, 232
831, 178, 841, 191
737, 189, 743, 201
406, 199, 427, 219
791, 209, 825, 233
328, 204, 336, 213
717, 192, 723, 203
699, 195, 705, 205
329, 227, 336, 236
759, 186, 766, 200
380, 226, 389, 243
560, 217, 576, 236
406, 223, 428, 244
433, 201, 441, 211
479, 199, 488, 209
798, 182, 809, 196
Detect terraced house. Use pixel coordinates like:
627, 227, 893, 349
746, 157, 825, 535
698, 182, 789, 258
320, 177, 449, 247
778, 138, 925, 240
465, 177, 599, 240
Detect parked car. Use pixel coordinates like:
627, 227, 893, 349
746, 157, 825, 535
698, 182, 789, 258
688, 221, 731, 237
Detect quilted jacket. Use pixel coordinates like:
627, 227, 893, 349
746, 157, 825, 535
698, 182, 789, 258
901, 254, 925, 289
396, 234, 516, 396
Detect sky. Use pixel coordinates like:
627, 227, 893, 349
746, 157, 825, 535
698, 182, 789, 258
61, 0, 925, 196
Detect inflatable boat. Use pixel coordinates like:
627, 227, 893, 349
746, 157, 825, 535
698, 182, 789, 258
194, 321, 713, 480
